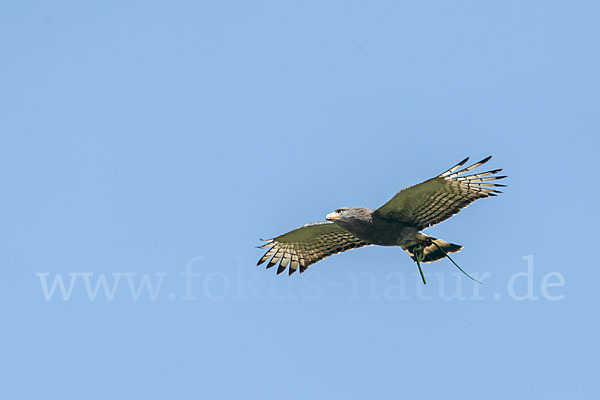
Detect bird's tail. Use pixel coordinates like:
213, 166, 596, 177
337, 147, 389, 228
402, 233, 463, 263
403, 233, 476, 285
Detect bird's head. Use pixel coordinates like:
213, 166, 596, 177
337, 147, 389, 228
326, 207, 349, 221
326, 207, 372, 225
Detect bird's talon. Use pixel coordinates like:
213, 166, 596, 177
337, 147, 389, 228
412, 244, 425, 262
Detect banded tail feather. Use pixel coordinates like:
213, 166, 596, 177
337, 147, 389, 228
402, 233, 463, 263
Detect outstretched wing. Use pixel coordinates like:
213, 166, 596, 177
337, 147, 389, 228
374, 156, 506, 230
257, 221, 369, 276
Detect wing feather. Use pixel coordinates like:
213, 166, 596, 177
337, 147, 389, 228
257, 221, 369, 275
374, 156, 506, 229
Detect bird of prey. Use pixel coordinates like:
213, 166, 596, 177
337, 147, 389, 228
257, 156, 505, 284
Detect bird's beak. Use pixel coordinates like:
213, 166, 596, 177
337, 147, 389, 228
326, 212, 339, 221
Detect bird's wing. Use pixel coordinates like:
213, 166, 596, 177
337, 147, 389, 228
374, 156, 506, 230
257, 221, 369, 275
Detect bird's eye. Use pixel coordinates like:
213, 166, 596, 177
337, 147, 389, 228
337, 209, 343, 214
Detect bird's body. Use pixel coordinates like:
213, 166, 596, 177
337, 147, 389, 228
257, 156, 506, 283
331, 207, 418, 247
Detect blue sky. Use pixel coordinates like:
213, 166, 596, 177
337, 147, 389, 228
1, 0, 599, 398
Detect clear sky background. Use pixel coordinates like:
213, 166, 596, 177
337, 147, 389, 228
1, 1, 599, 399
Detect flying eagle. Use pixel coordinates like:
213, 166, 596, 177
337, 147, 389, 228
257, 156, 505, 283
